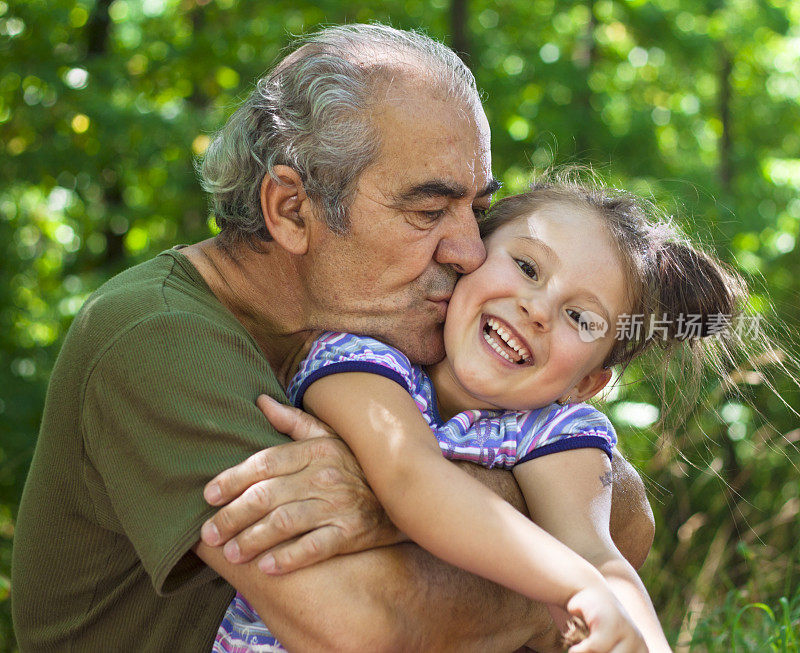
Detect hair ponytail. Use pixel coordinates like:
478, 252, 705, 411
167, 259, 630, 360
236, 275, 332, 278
651, 239, 746, 342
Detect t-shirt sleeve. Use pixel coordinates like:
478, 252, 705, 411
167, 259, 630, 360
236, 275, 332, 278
287, 332, 417, 408
82, 311, 289, 596
515, 403, 618, 465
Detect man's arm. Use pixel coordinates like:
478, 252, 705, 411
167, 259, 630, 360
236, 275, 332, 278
196, 437, 545, 651
515, 448, 669, 651
199, 399, 655, 651
203, 398, 654, 573
82, 315, 544, 649
196, 534, 541, 652
609, 448, 655, 570
196, 398, 544, 651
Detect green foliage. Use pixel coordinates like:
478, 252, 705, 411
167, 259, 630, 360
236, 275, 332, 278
677, 589, 800, 651
2, 0, 799, 650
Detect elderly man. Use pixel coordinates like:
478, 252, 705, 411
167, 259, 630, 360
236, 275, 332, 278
13, 24, 653, 651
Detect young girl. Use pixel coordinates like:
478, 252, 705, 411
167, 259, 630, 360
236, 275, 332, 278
214, 175, 744, 652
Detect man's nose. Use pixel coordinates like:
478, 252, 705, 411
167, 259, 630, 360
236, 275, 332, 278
433, 207, 485, 274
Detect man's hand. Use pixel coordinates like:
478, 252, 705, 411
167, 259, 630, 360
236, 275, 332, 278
199, 395, 400, 573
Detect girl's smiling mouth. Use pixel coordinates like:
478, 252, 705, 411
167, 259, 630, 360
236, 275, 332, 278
481, 315, 533, 365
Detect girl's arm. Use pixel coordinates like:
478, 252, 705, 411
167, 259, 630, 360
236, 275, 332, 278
303, 372, 645, 651
514, 447, 672, 652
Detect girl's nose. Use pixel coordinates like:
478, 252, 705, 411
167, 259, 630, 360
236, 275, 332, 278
518, 294, 551, 331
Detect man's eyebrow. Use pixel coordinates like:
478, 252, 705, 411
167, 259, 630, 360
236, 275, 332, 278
395, 180, 468, 202
479, 178, 502, 197
394, 177, 502, 203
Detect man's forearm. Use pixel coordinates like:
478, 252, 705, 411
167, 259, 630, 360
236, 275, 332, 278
198, 535, 543, 652
198, 462, 549, 651
456, 460, 529, 514
609, 449, 655, 570
199, 448, 653, 651
388, 542, 549, 651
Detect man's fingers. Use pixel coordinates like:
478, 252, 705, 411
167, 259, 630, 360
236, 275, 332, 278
223, 499, 334, 564
203, 440, 314, 508
256, 394, 335, 441
201, 425, 398, 569
201, 444, 353, 547
210, 489, 331, 561
202, 473, 309, 549
256, 525, 342, 575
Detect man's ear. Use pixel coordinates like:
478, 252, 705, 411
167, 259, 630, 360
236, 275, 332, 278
570, 368, 613, 403
260, 165, 314, 255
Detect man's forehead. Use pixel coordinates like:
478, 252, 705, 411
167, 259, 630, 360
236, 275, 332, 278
362, 87, 493, 199
371, 75, 488, 136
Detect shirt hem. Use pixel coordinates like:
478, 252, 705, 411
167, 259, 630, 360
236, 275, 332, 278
291, 361, 410, 408
516, 435, 614, 465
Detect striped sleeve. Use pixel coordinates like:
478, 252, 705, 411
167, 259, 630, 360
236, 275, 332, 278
286, 332, 417, 408
515, 403, 617, 465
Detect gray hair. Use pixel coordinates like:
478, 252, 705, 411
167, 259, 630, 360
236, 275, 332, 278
198, 23, 482, 248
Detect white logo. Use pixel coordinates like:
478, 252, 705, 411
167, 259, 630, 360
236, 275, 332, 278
578, 311, 608, 343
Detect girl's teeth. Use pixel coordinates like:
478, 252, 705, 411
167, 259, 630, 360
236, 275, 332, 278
485, 317, 530, 361
483, 331, 515, 363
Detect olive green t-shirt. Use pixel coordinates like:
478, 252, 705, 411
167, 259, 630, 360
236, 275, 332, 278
12, 249, 289, 651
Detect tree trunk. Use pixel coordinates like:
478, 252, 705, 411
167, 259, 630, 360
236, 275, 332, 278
575, 0, 597, 157
718, 45, 734, 193
86, 0, 112, 56
450, 0, 471, 66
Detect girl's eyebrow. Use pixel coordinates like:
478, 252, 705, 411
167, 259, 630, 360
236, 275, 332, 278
515, 235, 559, 264
581, 294, 611, 324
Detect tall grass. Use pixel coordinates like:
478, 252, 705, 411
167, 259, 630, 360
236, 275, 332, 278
613, 334, 800, 652
672, 589, 800, 651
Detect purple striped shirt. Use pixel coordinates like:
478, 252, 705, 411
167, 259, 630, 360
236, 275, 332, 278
214, 332, 617, 651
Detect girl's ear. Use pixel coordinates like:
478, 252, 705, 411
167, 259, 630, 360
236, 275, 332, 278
260, 165, 314, 255
568, 368, 613, 404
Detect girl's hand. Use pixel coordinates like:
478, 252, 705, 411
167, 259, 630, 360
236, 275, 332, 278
566, 587, 647, 653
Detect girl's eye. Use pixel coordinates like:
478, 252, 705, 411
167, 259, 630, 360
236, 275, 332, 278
473, 207, 488, 220
566, 309, 583, 324
515, 258, 538, 280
